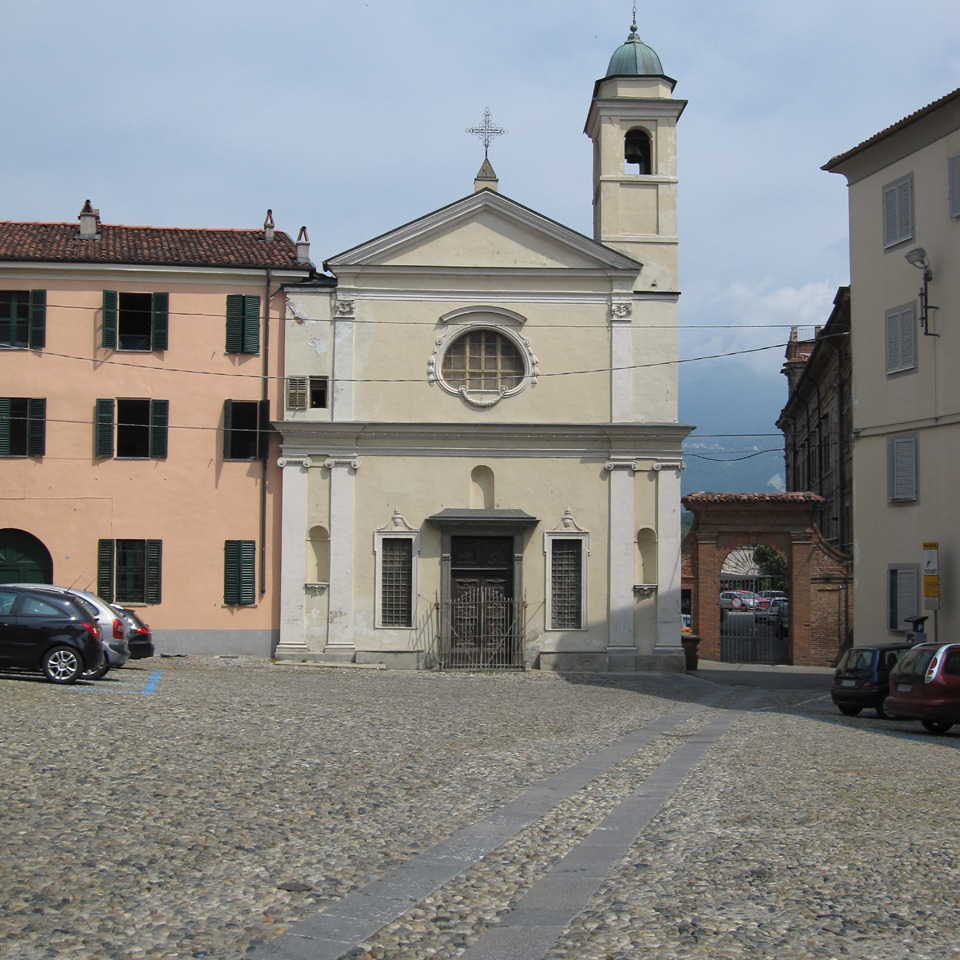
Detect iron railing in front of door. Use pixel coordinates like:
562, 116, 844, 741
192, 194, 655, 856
429, 587, 526, 670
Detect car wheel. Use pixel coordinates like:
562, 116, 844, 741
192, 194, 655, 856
876, 698, 895, 720
921, 719, 954, 735
837, 704, 862, 716
42, 646, 83, 684
82, 659, 110, 681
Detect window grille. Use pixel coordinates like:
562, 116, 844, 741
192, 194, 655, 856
381, 538, 413, 627
550, 538, 583, 629
442, 330, 524, 392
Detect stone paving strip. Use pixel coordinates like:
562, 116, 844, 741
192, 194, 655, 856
0, 658, 709, 960
246, 690, 751, 959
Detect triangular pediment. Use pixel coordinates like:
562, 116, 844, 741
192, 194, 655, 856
324, 190, 641, 274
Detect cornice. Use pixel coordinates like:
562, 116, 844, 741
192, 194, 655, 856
0, 261, 310, 285
277, 421, 692, 460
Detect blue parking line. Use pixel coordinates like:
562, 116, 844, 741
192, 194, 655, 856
76, 669, 163, 695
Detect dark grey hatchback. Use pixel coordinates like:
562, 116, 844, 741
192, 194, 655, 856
0, 585, 105, 683
830, 643, 915, 719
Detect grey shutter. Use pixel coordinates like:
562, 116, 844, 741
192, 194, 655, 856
149, 399, 169, 459
225, 295, 243, 353
950, 155, 960, 218
885, 311, 901, 373
0, 398, 10, 456
98, 539, 115, 602
897, 569, 919, 629
889, 437, 917, 501
223, 400, 233, 459
897, 179, 912, 242
27, 398, 45, 457
884, 185, 899, 247
287, 377, 307, 410
243, 295, 260, 354
95, 399, 115, 458
145, 540, 162, 604
899, 307, 916, 371
102, 291, 118, 349
29, 290, 46, 349
151, 293, 169, 351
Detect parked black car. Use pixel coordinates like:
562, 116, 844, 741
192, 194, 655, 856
113, 605, 154, 659
0, 585, 105, 684
831, 643, 914, 719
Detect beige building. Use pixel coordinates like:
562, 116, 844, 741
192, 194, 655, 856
825, 88, 960, 642
276, 22, 691, 671
0, 204, 313, 654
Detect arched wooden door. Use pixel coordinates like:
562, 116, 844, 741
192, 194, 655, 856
0, 528, 53, 583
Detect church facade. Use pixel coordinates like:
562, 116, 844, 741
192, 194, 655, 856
275, 23, 691, 671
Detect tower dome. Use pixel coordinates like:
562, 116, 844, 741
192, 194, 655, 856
605, 19, 663, 77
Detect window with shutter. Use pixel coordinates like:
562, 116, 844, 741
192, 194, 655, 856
882, 175, 913, 248
225, 295, 260, 354
99, 538, 162, 604
888, 566, 919, 630
102, 291, 169, 351
950, 155, 960, 218
1, 290, 44, 348
888, 436, 918, 501
0, 397, 45, 457
287, 378, 307, 410
224, 540, 256, 605
885, 306, 916, 374
223, 400, 266, 460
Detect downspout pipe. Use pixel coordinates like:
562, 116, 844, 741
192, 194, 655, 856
260, 267, 271, 597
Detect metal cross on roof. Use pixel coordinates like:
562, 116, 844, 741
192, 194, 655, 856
466, 108, 507, 160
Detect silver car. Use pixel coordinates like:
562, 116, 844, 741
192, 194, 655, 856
6, 584, 129, 678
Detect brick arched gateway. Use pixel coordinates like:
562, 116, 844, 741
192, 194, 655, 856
681, 493, 852, 667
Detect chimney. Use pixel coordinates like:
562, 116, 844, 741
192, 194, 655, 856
296, 226, 310, 263
78, 200, 100, 239
263, 209, 275, 242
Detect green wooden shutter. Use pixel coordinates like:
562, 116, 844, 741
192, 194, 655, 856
151, 293, 169, 351
257, 399, 270, 460
27, 398, 45, 457
98, 539, 115, 602
102, 291, 118, 349
243, 295, 260, 354
224, 540, 240, 604
0, 398, 10, 457
29, 290, 46, 349
145, 540, 162, 603
239, 540, 256, 604
149, 399, 169, 459
95, 399, 115, 458
223, 400, 234, 459
225, 295, 243, 353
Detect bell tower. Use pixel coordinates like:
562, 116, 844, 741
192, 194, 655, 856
584, 18, 686, 291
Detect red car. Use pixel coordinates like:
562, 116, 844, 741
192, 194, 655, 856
885, 643, 960, 734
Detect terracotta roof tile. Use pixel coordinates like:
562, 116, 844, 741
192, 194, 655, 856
0, 221, 312, 272
683, 491, 825, 504
823, 87, 960, 170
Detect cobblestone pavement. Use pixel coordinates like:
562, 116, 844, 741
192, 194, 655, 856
1, 657, 959, 960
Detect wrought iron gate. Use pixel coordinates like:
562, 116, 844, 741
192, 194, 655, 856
720, 576, 789, 664
437, 586, 525, 670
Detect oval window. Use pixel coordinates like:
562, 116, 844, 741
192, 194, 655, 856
441, 329, 524, 394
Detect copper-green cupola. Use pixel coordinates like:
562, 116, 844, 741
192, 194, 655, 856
605, 19, 664, 77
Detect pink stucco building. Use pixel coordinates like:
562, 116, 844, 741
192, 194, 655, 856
0, 203, 314, 654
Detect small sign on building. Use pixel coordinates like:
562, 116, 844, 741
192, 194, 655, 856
923, 541, 940, 610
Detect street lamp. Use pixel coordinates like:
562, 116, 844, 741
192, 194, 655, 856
905, 247, 937, 336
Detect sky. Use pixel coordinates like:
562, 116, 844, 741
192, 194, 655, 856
4, 0, 960, 495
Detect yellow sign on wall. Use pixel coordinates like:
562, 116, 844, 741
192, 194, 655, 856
923, 541, 940, 609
